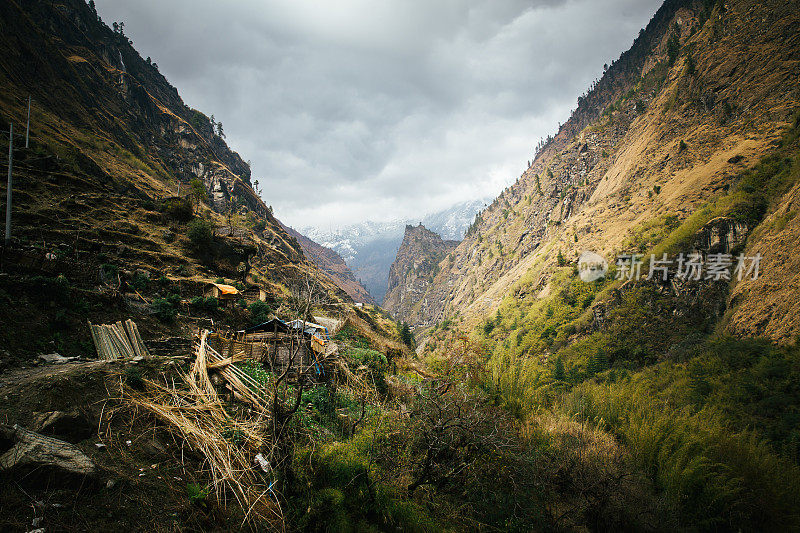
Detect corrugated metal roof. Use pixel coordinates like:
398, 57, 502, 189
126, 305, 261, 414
242, 318, 288, 334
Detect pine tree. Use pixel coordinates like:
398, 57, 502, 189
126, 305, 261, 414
190, 178, 207, 214
399, 322, 414, 348
552, 356, 565, 381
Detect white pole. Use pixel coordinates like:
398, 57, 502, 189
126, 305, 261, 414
5, 124, 13, 245
25, 96, 30, 148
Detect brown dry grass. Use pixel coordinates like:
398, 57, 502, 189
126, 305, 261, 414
122, 337, 284, 529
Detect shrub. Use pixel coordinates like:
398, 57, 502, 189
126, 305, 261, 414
345, 347, 389, 394
667, 28, 680, 66
248, 300, 272, 325
189, 296, 218, 312
131, 272, 148, 291
334, 325, 371, 349
101, 263, 118, 278
161, 196, 193, 222
151, 293, 181, 322
187, 218, 214, 251
399, 322, 415, 348
686, 54, 696, 76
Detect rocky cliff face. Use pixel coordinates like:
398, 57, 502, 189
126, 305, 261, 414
383, 224, 458, 324
302, 199, 487, 303
281, 224, 376, 305
400, 0, 800, 343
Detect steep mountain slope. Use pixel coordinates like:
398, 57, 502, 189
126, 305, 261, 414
383, 224, 458, 323
421, 198, 490, 240
405, 0, 800, 343
0, 0, 351, 358
412, 2, 800, 528
281, 223, 375, 304
304, 220, 404, 303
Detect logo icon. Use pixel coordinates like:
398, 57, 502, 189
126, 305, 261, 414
578, 251, 607, 282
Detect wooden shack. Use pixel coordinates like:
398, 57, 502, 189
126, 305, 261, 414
241, 286, 268, 303
204, 317, 337, 386
203, 282, 240, 307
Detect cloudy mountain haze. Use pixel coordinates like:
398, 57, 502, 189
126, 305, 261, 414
94, 0, 661, 230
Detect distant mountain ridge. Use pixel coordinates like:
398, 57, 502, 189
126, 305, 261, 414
280, 223, 376, 304
301, 198, 488, 302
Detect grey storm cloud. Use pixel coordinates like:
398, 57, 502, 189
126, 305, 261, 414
96, 0, 662, 229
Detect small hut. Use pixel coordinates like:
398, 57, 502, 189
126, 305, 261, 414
241, 286, 268, 303
239, 318, 319, 370
203, 282, 240, 307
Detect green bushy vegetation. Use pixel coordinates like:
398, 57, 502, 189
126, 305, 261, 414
464, 113, 800, 529
161, 196, 193, 221
559, 338, 800, 530
247, 300, 271, 325
290, 419, 438, 532
187, 218, 214, 251
398, 322, 414, 348
189, 296, 218, 312
151, 293, 181, 322
344, 347, 389, 394
334, 325, 371, 349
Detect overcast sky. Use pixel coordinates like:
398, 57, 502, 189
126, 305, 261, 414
96, 0, 661, 230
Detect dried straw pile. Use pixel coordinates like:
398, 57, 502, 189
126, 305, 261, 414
125, 333, 283, 529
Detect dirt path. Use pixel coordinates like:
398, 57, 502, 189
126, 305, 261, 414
0, 360, 111, 391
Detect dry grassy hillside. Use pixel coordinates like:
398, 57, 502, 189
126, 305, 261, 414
0, 0, 347, 296
406, 0, 800, 343
0, 0, 355, 362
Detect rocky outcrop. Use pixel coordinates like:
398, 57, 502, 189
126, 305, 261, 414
383, 225, 458, 324
0, 424, 96, 483
691, 217, 748, 255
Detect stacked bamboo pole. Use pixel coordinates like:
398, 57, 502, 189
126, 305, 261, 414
88, 319, 150, 360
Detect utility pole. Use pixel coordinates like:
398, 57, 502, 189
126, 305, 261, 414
5, 124, 13, 245
25, 96, 30, 148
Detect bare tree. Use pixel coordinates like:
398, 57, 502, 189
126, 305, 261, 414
225, 197, 241, 237
405, 381, 512, 494
264, 274, 333, 479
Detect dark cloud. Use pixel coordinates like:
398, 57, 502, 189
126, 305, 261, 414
96, 0, 661, 228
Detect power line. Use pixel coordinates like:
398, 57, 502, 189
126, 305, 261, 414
5, 123, 13, 244
26, 96, 31, 148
